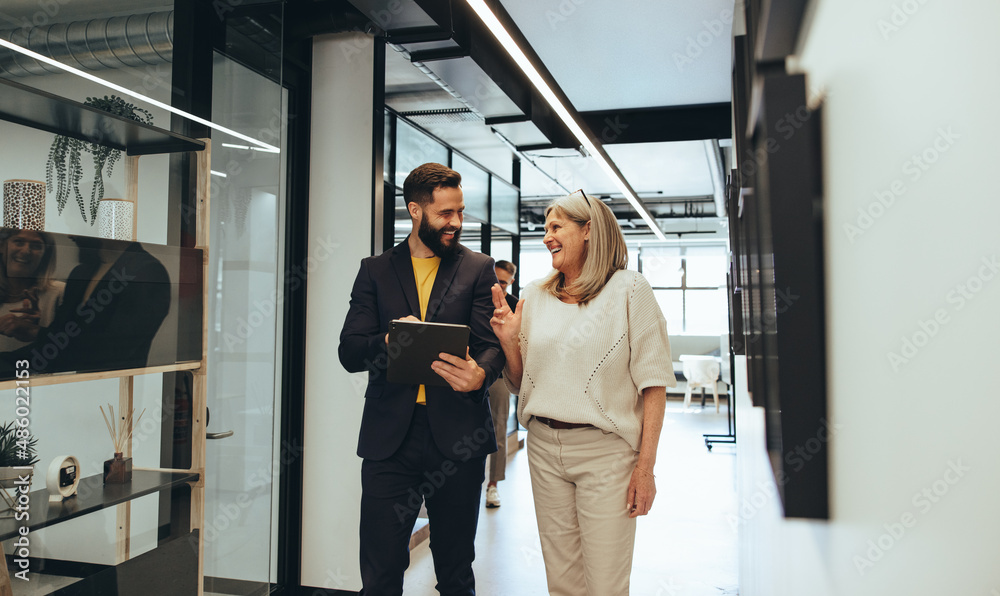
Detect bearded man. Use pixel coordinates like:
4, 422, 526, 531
339, 162, 504, 596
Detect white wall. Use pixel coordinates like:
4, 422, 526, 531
737, 1, 1000, 595
300, 32, 375, 592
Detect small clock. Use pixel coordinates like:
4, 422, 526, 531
47, 456, 80, 503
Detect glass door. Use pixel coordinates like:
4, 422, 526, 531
202, 48, 287, 595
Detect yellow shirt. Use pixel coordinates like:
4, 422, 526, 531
411, 256, 440, 404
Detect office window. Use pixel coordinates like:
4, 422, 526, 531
652, 289, 685, 336
640, 244, 727, 334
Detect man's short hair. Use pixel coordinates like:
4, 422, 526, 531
403, 163, 462, 208
495, 260, 516, 276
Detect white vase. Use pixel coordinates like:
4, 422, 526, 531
3, 179, 45, 230
97, 197, 135, 240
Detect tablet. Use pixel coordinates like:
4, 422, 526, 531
386, 320, 471, 387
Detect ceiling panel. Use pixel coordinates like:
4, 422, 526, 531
606, 141, 716, 198
500, 0, 734, 111
491, 120, 550, 147
519, 150, 622, 198
346, 0, 438, 30
385, 46, 467, 112
421, 56, 522, 118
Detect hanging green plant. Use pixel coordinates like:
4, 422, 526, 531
45, 95, 153, 225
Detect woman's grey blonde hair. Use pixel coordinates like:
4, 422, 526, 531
0, 228, 57, 302
539, 191, 627, 305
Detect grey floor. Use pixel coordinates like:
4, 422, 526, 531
403, 398, 739, 596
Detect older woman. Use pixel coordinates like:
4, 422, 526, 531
490, 191, 675, 595
0, 228, 64, 350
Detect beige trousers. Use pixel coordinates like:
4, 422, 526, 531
488, 377, 510, 482
526, 417, 639, 596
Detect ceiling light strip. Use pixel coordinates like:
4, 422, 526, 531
0, 38, 280, 153
464, 0, 666, 241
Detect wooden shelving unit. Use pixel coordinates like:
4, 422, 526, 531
0, 471, 199, 542
0, 80, 211, 595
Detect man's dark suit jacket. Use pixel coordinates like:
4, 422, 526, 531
339, 240, 505, 462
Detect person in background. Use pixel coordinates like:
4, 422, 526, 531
485, 259, 518, 508
490, 190, 675, 595
339, 162, 505, 596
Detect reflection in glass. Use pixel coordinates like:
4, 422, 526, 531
451, 153, 488, 224
202, 49, 284, 588
0, 232, 200, 379
0, 228, 64, 353
491, 233, 513, 264
491, 178, 518, 235
395, 120, 448, 189
460, 220, 482, 253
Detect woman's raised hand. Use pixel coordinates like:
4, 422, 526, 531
490, 283, 523, 346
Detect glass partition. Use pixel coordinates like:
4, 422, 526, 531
451, 153, 488, 224
395, 119, 448, 190
0, 2, 286, 593
201, 46, 285, 594
491, 177, 519, 235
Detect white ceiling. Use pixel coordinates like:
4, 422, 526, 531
499, 0, 735, 111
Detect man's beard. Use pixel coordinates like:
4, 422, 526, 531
418, 215, 462, 259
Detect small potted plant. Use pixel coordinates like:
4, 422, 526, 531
0, 420, 39, 489
45, 95, 153, 225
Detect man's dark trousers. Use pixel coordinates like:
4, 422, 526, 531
360, 405, 485, 596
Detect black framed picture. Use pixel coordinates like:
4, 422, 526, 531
733, 67, 829, 519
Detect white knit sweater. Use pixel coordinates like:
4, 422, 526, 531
507, 269, 676, 451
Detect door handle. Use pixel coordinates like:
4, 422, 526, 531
206, 406, 234, 440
